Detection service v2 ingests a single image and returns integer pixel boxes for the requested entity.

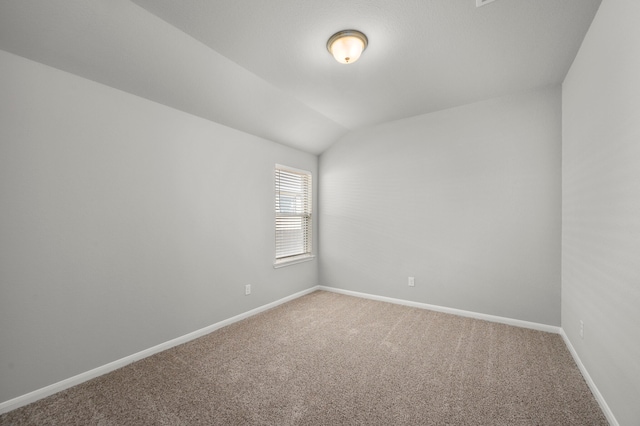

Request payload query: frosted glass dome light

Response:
[327,30,368,64]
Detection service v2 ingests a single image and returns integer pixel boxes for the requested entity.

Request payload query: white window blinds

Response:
[275,165,312,262]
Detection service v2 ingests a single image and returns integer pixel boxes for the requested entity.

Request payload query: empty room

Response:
[0,0,638,425]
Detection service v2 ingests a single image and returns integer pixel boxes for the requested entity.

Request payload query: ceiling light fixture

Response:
[326,30,368,64]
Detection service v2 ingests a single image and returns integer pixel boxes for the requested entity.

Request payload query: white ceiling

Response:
[0,0,601,154]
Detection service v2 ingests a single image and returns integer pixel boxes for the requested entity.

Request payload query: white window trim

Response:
[274,164,313,268]
[273,253,315,269]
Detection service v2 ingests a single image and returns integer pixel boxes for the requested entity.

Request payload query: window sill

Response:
[273,255,315,269]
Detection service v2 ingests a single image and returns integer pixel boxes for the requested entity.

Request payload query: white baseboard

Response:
[3,285,617,426]
[559,329,619,426]
[318,286,561,334]
[0,285,320,415]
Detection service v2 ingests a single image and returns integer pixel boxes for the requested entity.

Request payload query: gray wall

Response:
[562,1,640,424]
[319,86,562,326]
[0,50,317,404]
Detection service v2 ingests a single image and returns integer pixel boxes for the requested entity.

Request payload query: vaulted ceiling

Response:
[0,0,601,154]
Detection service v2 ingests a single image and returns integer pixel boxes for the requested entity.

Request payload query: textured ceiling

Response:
[0,0,602,154]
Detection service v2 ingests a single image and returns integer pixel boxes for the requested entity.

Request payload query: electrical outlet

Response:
[245,285,251,295]
[408,277,415,287]
[579,320,584,339]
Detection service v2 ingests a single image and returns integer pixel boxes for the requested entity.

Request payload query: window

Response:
[274,164,313,267]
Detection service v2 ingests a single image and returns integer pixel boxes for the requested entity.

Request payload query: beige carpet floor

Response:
[1,290,608,425]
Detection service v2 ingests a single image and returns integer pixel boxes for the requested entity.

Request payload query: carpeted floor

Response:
[0,290,608,425]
